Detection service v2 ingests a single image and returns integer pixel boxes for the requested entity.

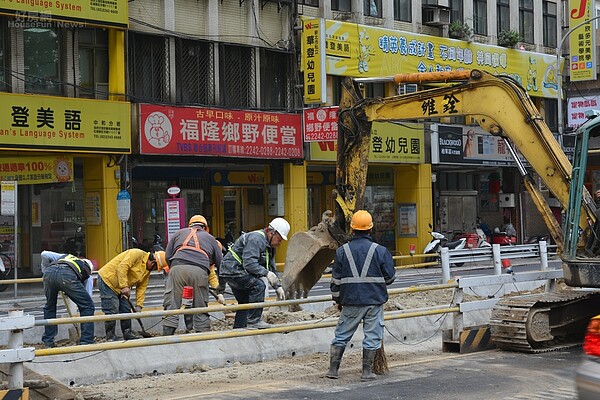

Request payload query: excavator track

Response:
[489,290,600,353]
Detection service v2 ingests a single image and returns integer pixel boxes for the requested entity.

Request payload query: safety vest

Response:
[57,254,91,283]
[175,227,210,259]
[228,230,269,269]
[339,242,385,284]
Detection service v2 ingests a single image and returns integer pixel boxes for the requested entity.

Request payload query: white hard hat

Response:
[269,217,290,240]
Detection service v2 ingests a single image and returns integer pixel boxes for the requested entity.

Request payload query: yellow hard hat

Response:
[189,215,208,228]
[154,250,169,271]
[350,210,373,231]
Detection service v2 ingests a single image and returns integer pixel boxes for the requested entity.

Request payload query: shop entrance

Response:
[222,187,266,244]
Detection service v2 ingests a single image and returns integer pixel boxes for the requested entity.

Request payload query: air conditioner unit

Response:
[397,84,418,95]
[499,193,515,208]
[423,7,450,26]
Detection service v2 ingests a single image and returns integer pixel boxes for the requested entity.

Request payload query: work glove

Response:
[217,293,225,305]
[275,286,285,301]
[120,286,131,298]
[134,305,142,313]
[266,271,280,287]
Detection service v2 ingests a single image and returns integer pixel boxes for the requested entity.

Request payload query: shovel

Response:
[126,298,153,338]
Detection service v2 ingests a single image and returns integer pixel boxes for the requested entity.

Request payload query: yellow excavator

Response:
[282,69,600,352]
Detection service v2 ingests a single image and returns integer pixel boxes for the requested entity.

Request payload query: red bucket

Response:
[501,259,512,268]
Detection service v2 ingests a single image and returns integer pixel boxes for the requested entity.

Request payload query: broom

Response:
[373,341,389,375]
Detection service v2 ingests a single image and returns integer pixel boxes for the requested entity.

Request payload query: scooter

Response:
[423,230,467,266]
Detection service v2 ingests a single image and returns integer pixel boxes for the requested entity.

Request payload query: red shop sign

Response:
[139,104,303,159]
[303,106,339,142]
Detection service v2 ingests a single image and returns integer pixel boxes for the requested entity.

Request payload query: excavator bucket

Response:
[282,219,339,299]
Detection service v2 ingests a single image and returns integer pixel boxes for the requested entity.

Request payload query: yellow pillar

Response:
[279,162,308,267]
[83,157,121,266]
[394,164,433,254]
[211,186,225,239]
[108,29,126,101]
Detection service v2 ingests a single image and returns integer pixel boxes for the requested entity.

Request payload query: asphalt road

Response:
[235,347,581,400]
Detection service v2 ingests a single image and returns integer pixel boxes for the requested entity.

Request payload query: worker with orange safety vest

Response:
[162,215,223,335]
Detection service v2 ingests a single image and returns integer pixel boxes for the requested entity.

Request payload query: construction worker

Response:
[326,210,396,381]
[41,250,94,298]
[42,254,95,348]
[219,217,288,330]
[162,215,223,335]
[98,249,168,341]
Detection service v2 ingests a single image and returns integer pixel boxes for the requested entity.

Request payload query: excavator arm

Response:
[282,69,596,300]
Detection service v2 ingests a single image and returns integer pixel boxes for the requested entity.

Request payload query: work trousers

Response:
[163,264,210,332]
[221,275,266,328]
[331,304,384,350]
[97,275,131,333]
[42,265,95,346]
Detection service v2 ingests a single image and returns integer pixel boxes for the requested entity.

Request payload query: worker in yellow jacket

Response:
[98,248,168,340]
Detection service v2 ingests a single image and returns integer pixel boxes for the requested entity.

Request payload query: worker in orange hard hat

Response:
[162,215,223,335]
[98,248,168,341]
[326,210,396,381]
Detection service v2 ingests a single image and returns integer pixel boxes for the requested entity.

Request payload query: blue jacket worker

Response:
[326,210,396,381]
[42,253,95,348]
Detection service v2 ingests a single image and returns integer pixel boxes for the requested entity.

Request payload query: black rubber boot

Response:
[325,345,345,379]
[104,321,117,341]
[120,319,141,340]
[361,349,377,381]
[163,326,176,336]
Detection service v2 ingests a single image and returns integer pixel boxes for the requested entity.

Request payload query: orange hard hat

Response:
[189,215,208,228]
[350,210,373,231]
[153,250,169,271]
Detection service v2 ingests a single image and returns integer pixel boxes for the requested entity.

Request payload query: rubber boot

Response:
[163,326,176,336]
[121,319,141,340]
[361,349,377,381]
[104,321,117,341]
[325,345,345,379]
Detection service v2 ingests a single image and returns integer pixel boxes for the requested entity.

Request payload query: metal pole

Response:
[13,180,18,299]
[492,244,502,275]
[8,309,24,389]
[440,246,450,283]
[556,14,600,140]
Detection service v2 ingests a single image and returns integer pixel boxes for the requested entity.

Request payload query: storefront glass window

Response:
[363,186,395,252]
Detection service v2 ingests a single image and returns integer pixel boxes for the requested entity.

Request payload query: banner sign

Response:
[303,106,338,141]
[431,124,515,166]
[0,92,130,153]
[301,18,327,104]
[569,0,596,82]
[318,20,559,98]
[567,95,600,129]
[0,0,128,29]
[309,122,424,163]
[140,104,303,159]
[0,155,73,184]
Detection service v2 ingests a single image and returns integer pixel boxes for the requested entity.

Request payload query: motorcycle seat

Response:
[446,239,465,250]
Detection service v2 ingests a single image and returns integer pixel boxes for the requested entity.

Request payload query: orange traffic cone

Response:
[501,258,513,273]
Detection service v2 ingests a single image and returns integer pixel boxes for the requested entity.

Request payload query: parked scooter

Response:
[423,229,467,266]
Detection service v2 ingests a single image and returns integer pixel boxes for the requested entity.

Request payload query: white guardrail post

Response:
[492,244,502,275]
[538,241,554,292]
[0,309,35,389]
[440,247,451,283]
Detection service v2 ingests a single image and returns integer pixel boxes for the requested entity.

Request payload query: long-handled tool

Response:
[126,298,153,338]
[61,292,80,341]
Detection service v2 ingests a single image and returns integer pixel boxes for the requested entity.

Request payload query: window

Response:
[364,0,381,17]
[128,33,170,102]
[298,0,318,6]
[24,28,61,95]
[393,0,411,22]
[497,0,510,33]
[78,29,108,100]
[0,19,7,93]
[260,49,290,110]
[450,0,463,23]
[543,98,558,131]
[365,83,384,98]
[473,0,487,35]
[175,39,214,105]
[219,44,256,108]
[519,0,534,43]
[543,1,557,48]
[332,0,351,12]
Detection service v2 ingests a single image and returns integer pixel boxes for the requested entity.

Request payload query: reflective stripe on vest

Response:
[336,242,385,284]
[57,254,83,274]
[175,227,209,259]
[228,230,268,268]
